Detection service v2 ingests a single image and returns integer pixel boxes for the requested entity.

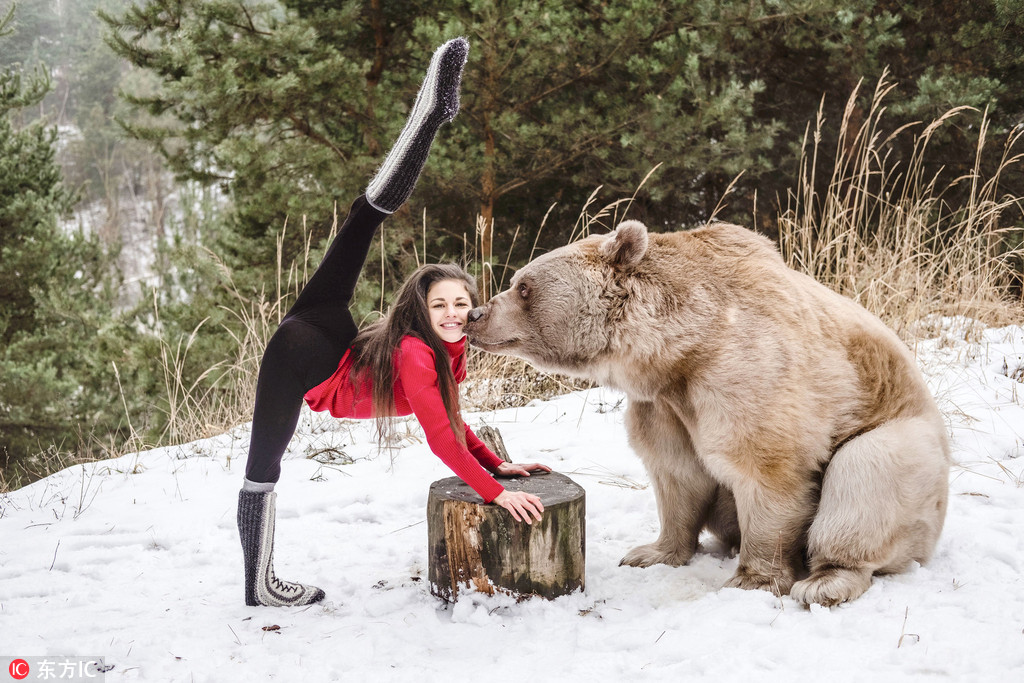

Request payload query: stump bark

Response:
[427,471,585,602]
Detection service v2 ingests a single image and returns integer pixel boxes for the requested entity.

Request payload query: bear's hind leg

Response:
[791,415,950,606]
[620,401,718,568]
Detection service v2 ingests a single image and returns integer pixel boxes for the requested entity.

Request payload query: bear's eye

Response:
[518,282,529,300]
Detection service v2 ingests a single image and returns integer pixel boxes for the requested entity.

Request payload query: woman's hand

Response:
[492,461,551,523]
[493,490,545,525]
[494,461,552,478]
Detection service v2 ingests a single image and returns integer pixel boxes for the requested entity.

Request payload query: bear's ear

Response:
[600,220,649,269]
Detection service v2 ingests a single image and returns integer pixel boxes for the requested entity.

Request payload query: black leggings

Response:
[244,196,387,483]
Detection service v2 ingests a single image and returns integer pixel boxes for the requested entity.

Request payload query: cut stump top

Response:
[428,471,585,506]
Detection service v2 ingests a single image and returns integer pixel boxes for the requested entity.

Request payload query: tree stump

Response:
[427,471,585,602]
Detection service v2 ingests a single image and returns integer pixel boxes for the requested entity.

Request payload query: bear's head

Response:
[466,220,650,378]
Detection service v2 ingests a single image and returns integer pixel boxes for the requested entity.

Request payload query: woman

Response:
[237,38,549,608]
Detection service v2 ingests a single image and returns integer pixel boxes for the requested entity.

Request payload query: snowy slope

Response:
[1,323,1022,682]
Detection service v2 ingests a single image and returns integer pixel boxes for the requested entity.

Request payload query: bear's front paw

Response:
[790,567,872,607]
[725,567,794,596]
[619,542,693,568]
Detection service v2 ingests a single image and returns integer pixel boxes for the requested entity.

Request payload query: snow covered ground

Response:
[2,322,1022,682]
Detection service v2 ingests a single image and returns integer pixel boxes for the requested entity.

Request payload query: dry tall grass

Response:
[6,79,1022,492]
[155,211,342,448]
[778,74,1024,339]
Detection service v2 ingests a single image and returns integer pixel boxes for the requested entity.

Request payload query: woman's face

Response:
[426,279,473,343]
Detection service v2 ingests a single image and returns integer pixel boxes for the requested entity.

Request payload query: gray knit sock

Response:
[237,489,325,607]
[242,478,275,493]
[365,37,469,214]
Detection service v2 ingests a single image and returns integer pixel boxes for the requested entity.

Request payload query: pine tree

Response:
[0,6,74,344]
[99,0,1024,293]
[100,1,417,263]
[0,5,121,483]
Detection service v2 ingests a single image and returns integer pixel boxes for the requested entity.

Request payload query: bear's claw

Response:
[724,568,794,596]
[790,567,872,606]
[619,542,693,568]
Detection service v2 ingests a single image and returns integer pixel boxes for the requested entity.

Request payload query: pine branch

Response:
[512,41,626,113]
[493,117,640,199]
[285,114,348,162]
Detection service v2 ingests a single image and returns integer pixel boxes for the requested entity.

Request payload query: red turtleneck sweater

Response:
[303,336,505,502]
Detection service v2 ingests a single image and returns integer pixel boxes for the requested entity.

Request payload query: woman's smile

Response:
[427,279,473,343]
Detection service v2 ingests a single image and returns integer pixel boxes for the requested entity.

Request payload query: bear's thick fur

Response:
[466,219,950,606]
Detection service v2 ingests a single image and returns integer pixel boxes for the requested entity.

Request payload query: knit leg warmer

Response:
[365,37,469,214]
[237,489,326,607]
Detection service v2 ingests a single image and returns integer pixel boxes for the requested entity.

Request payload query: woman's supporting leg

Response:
[237,37,470,607]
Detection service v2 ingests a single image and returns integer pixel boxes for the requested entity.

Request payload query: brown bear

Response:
[465,219,950,606]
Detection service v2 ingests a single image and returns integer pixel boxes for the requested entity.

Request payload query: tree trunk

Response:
[478,41,499,302]
[427,472,586,602]
[363,0,385,157]
[479,113,496,302]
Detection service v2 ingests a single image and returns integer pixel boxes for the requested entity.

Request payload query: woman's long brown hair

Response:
[348,264,479,447]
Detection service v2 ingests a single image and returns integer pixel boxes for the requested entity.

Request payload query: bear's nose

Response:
[467,307,485,323]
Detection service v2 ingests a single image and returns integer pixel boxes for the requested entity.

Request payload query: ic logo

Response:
[8,659,29,680]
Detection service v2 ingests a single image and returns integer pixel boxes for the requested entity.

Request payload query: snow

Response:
[2,322,1023,682]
